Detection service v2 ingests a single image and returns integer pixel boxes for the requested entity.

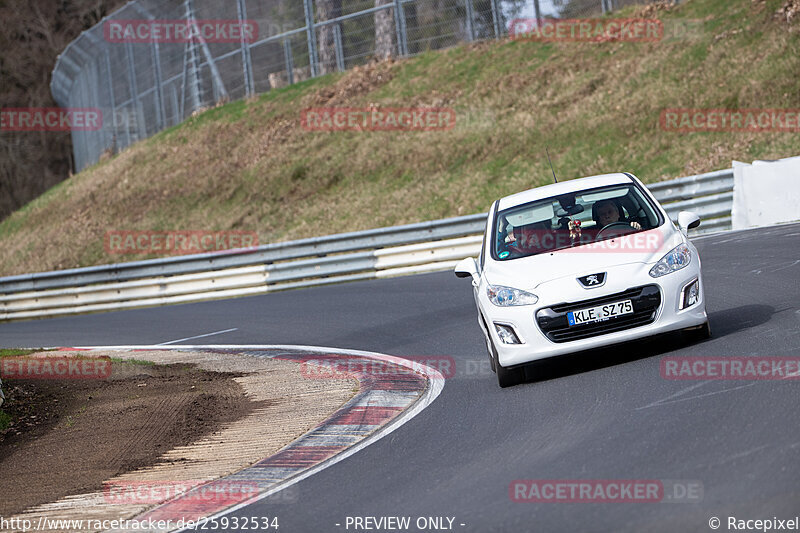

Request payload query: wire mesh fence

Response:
[50,0,673,172]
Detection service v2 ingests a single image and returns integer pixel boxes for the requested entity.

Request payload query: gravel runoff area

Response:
[0,349,358,532]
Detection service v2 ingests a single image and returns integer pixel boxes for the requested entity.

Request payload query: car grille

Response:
[536,285,661,343]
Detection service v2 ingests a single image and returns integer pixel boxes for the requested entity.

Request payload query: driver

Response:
[592,199,642,230]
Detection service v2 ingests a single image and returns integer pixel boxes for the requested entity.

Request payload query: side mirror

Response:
[454,257,479,283]
[677,211,701,233]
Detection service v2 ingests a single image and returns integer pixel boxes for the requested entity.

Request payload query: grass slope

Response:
[1,0,798,276]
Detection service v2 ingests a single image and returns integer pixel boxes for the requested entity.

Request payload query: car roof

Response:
[497,173,635,211]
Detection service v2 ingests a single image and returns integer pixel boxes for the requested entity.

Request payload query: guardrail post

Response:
[303,0,319,77]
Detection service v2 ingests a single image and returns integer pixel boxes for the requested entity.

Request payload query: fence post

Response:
[150,39,165,131]
[464,0,475,41]
[103,49,118,151]
[170,85,179,127]
[489,0,501,39]
[334,24,345,72]
[184,0,228,104]
[534,0,542,25]
[237,0,255,97]
[303,0,319,77]
[393,0,408,56]
[184,1,202,113]
[131,4,165,130]
[284,40,295,85]
[124,41,144,141]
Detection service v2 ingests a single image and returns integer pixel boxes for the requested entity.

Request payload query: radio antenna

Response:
[546,147,558,183]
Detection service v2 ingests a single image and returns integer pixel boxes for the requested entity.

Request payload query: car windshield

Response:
[492,182,663,261]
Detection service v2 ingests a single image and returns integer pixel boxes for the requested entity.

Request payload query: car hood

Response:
[484,227,684,291]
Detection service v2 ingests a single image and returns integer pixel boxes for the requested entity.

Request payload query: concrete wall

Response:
[732,156,800,230]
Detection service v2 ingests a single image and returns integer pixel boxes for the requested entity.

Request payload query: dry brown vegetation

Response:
[0,0,798,276]
[0,0,127,222]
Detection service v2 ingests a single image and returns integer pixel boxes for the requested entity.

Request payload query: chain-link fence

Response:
[51,0,669,172]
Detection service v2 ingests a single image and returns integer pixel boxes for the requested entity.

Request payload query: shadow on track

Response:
[707,304,776,338]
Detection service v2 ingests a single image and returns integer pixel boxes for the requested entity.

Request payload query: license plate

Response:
[567,299,634,326]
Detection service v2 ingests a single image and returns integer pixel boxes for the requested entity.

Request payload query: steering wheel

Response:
[597,221,636,237]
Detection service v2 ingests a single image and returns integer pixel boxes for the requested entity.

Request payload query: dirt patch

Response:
[306,58,397,107]
[775,0,800,25]
[633,0,678,18]
[0,359,256,517]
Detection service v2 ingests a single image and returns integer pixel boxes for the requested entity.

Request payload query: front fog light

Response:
[680,279,700,309]
[494,323,522,345]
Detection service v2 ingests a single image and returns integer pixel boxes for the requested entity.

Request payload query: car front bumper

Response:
[481,262,708,369]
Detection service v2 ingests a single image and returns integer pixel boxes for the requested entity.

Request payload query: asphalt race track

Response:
[2,223,799,533]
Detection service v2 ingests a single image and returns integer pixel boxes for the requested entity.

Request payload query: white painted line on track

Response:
[69,344,444,533]
[155,328,238,345]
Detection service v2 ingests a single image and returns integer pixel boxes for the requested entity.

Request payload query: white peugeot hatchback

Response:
[455,173,710,387]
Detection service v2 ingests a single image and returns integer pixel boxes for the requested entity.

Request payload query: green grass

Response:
[0,410,10,431]
[0,349,37,358]
[110,358,156,366]
[0,0,798,276]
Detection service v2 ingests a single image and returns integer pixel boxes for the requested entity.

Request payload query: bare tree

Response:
[0,0,125,223]
[374,0,397,60]
[316,0,342,74]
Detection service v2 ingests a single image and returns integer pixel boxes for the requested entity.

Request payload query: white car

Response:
[455,173,710,387]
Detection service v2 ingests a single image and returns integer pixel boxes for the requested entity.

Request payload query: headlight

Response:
[486,284,539,306]
[649,243,691,278]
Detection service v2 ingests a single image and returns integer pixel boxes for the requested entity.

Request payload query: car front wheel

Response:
[489,339,525,388]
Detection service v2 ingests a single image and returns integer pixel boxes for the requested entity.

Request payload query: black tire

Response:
[489,339,525,388]
[480,316,496,373]
[698,321,712,339]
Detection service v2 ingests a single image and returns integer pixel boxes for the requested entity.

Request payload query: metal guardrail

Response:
[0,169,733,321]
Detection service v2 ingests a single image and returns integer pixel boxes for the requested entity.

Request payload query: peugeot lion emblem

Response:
[578,272,606,288]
